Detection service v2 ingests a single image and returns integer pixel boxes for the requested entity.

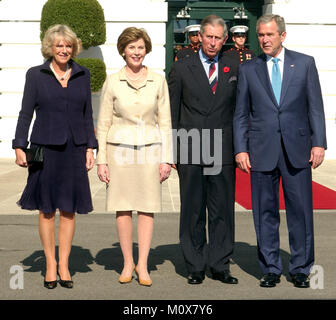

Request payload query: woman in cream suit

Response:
[96,27,172,286]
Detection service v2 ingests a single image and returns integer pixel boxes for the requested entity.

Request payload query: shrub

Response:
[75,58,106,92]
[40,0,106,49]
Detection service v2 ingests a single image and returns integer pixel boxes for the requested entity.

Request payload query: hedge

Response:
[40,0,106,49]
[75,58,106,92]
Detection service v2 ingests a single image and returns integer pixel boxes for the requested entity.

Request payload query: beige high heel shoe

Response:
[135,266,152,287]
[119,265,135,284]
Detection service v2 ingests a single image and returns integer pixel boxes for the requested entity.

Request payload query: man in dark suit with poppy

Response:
[168,15,239,285]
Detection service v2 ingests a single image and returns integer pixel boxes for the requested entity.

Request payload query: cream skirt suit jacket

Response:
[96,67,173,212]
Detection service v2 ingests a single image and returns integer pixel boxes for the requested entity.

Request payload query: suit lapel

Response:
[255,54,278,108]
[280,49,295,106]
[215,57,231,96]
[207,57,232,113]
[188,54,215,99]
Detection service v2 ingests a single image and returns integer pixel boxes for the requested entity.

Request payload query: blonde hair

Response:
[117,27,152,59]
[41,24,82,59]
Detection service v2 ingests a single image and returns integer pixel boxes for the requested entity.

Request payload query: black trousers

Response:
[177,164,235,273]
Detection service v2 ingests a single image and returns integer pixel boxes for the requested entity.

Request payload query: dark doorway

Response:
[166,1,263,76]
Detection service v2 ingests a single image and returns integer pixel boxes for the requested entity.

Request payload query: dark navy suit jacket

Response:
[233,48,327,171]
[12,59,98,149]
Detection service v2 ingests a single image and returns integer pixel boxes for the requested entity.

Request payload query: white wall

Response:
[264,0,336,159]
[1,0,335,159]
[0,0,167,158]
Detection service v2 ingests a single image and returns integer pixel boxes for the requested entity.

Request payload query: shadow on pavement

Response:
[233,241,291,280]
[20,246,95,277]
[95,242,188,277]
[19,241,291,281]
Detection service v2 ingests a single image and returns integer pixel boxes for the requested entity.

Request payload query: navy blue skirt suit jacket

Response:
[13,59,97,149]
[12,59,98,214]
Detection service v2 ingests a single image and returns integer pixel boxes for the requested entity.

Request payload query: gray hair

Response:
[256,14,286,34]
[200,15,228,38]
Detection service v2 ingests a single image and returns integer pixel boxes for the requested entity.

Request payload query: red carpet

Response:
[235,168,336,210]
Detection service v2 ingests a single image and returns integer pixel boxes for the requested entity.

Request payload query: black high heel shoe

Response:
[57,271,74,289]
[44,279,57,289]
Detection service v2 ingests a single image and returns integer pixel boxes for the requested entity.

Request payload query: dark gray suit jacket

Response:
[168,52,239,166]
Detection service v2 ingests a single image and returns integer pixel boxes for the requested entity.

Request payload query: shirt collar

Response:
[266,46,285,62]
[199,48,219,64]
[39,58,84,76]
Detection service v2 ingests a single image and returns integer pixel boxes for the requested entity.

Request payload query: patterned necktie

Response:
[271,57,281,104]
[208,60,217,94]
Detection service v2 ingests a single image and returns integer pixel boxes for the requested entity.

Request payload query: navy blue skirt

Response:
[18,131,93,214]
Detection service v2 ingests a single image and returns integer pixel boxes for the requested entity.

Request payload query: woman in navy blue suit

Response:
[12,25,97,289]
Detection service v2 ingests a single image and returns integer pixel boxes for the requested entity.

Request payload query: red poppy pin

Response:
[223,66,230,73]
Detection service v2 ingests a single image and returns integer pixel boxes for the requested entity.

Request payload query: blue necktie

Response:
[271,58,281,104]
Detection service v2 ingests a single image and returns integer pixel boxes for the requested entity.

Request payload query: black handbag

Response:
[24,147,44,164]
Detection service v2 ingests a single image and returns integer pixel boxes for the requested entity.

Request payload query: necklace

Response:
[50,62,70,81]
[125,66,144,81]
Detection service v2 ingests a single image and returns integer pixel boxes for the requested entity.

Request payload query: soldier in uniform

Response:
[175,24,201,61]
[223,25,256,64]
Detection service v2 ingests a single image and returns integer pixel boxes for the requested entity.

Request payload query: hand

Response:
[160,163,171,183]
[97,164,110,183]
[15,148,28,168]
[171,164,177,170]
[235,152,251,173]
[309,147,325,169]
[86,149,95,171]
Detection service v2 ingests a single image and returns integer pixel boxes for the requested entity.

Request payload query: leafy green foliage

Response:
[75,58,106,92]
[40,0,106,49]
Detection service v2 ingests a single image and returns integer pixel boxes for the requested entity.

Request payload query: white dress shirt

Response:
[199,49,219,80]
[266,47,285,82]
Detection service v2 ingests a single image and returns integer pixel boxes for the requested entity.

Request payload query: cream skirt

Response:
[106,143,162,212]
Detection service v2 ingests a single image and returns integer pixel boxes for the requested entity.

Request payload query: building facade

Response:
[0,0,335,158]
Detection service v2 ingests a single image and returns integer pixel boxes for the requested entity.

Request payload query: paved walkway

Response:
[0,159,335,302]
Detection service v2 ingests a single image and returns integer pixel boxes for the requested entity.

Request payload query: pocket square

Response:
[228,76,237,83]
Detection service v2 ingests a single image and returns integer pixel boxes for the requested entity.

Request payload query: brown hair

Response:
[256,14,286,34]
[41,24,82,59]
[117,27,152,59]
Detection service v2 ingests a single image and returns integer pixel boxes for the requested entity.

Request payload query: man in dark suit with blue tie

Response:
[234,14,327,288]
[168,15,239,285]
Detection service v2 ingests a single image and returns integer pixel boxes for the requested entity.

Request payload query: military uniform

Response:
[175,43,201,61]
[174,24,201,61]
[223,46,256,64]
[224,25,256,64]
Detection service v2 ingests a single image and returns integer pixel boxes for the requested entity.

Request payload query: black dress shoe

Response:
[44,279,57,289]
[187,271,205,285]
[57,271,74,289]
[260,273,281,288]
[290,273,310,288]
[211,269,238,284]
